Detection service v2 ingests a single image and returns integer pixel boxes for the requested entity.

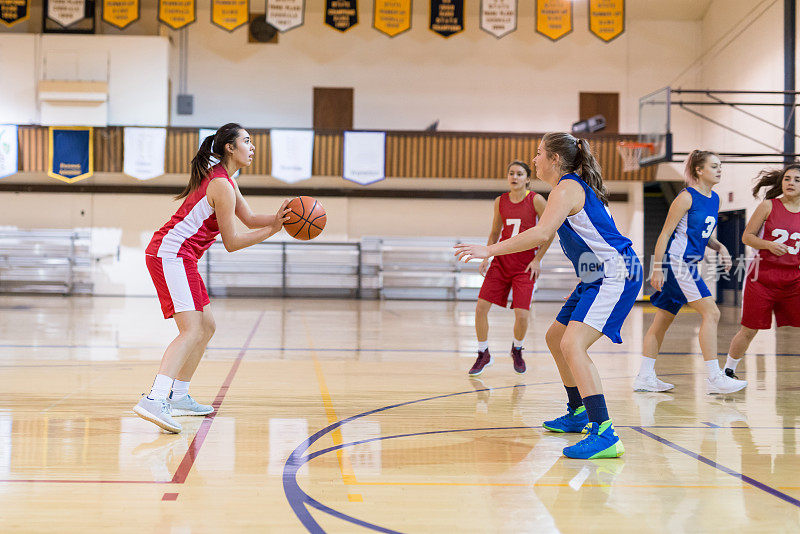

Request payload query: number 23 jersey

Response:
[666,187,719,264]
[758,198,800,269]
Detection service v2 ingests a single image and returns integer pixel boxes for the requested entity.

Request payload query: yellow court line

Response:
[344,481,770,490]
[305,315,360,500]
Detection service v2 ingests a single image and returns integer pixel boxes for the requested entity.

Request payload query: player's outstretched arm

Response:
[455,179,580,262]
[208,178,290,252]
[230,178,281,229]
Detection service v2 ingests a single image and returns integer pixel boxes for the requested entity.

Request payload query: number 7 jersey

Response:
[758,198,800,268]
[494,191,539,273]
[666,187,720,263]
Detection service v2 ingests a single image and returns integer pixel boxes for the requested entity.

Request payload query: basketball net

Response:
[617,142,654,172]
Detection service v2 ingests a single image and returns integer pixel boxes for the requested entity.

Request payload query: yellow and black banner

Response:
[373,0,411,37]
[430,0,463,38]
[325,0,357,32]
[158,0,195,29]
[102,0,139,29]
[211,0,248,31]
[588,0,624,42]
[536,0,571,41]
[48,127,93,184]
[0,0,28,26]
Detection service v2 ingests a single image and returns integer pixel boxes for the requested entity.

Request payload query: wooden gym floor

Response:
[0,295,798,532]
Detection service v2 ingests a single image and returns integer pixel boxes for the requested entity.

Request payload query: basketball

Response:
[284,196,326,240]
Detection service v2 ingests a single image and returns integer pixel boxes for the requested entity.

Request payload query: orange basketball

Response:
[284,196,326,240]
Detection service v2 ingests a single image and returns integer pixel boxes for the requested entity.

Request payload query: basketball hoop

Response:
[617,141,655,172]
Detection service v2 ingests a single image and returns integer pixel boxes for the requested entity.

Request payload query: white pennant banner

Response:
[267,0,305,32]
[0,125,18,179]
[270,129,314,183]
[480,0,517,38]
[343,131,385,185]
[123,127,166,180]
[48,0,86,27]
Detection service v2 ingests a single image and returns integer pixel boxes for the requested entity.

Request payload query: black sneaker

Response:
[468,349,493,376]
[724,368,740,380]
[511,345,526,374]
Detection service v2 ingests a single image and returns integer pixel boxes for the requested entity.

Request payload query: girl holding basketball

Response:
[456,133,641,459]
[723,164,800,376]
[134,123,290,433]
[634,150,745,395]
[468,161,552,377]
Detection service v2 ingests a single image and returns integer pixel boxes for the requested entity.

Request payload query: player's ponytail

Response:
[541,132,609,205]
[178,123,244,200]
[683,149,716,186]
[752,163,800,199]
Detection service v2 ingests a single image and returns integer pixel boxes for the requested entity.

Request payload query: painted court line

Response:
[630,426,800,508]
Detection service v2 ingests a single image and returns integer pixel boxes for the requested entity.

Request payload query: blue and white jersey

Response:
[666,187,720,263]
[556,174,635,282]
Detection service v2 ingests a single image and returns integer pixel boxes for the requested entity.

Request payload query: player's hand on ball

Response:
[479,259,490,276]
[767,241,789,256]
[650,269,665,292]
[454,244,489,262]
[270,199,292,237]
[525,259,541,281]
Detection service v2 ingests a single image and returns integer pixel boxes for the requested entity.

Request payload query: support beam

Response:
[785,0,796,165]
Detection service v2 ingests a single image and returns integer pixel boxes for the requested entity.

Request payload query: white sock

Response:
[170,379,190,401]
[725,356,741,371]
[639,356,657,376]
[478,340,489,352]
[705,359,721,378]
[149,374,174,400]
[513,338,524,349]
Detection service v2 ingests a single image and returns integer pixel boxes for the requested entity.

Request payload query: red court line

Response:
[0,479,172,484]
[170,311,265,484]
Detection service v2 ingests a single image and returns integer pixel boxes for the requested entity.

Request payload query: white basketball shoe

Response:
[706,372,747,395]
[633,373,675,392]
[133,396,182,433]
[168,395,214,416]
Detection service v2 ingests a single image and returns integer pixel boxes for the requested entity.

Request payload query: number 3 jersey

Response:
[494,191,539,273]
[666,187,720,264]
[758,198,800,269]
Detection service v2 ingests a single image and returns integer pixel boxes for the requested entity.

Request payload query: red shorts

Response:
[740,267,800,329]
[478,262,535,310]
[146,254,210,319]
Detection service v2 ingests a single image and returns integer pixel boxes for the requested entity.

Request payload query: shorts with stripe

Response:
[478,262,535,310]
[146,254,210,319]
[650,254,711,315]
[556,254,642,344]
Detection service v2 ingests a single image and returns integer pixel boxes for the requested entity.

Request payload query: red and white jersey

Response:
[146,164,234,261]
[757,198,800,269]
[493,191,539,273]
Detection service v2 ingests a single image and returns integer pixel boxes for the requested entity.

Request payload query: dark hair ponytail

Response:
[752,163,800,199]
[541,132,609,205]
[177,122,244,200]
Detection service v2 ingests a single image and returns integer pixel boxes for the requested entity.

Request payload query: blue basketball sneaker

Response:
[542,405,589,433]
[562,420,625,459]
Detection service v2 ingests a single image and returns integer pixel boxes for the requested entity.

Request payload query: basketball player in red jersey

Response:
[724,164,800,378]
[469,161,552,376]
[134,123,290,433]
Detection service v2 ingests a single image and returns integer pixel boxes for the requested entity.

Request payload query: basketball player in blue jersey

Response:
[456,132,642,459]
[635,150,746,394]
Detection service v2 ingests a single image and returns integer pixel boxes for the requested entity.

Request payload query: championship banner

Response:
[535,0,571,41]
[211,0,248,32]
[123,127,166,181]
[429,0,463,38]
[325,0,357,32]
[158,0,195,29]
[589,0,624,42]
[48,127,93,184]
[266,0,304,32]
[0,125,18,179]
[48,0,87,27]
[480,0,515,39]
[269,129,314,183]
[373,0,411,37]
[102,0,139,29]
[343,131,385,185]
[0,0,29,27]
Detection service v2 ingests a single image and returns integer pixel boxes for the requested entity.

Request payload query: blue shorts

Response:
[650,255,711,315]
[556,255,643,344]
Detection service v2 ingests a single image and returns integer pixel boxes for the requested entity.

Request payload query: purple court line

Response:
[630,426,800,508]
[170,311,265,484]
